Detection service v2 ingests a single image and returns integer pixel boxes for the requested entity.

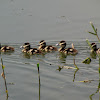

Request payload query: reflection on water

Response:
[58,52,67,63]
[90,51,97,59]
[0,51,14,56]
[21,52,46,59]
[22,53,31,59]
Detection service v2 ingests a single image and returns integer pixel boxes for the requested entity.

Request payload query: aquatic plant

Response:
[37,63,40,84]
[86,39,93,50]
[57,56,79,82]
[73,56,79,82]
[83,22,100,100]
[89,77,100,100]
[57,56,79,71]
[78,80,94,83]
[88,22,100,42]
[37,63,41,100]
[82,22,100,64]
[1,58,9,99]
[82,57,91,64]
[73,56,79,69]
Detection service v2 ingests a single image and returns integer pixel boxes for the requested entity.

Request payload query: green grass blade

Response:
[37,63,39,68]
[90,22,97,34]
[88,31,96,35]
[86,39,93,50]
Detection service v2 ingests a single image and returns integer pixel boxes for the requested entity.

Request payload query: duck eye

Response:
[70,49,73,51]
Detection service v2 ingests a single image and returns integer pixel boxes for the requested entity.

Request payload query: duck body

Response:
[38,40,46,51]
[90,43,98,52]
[27,48,42,55]
[38,40,57,52]
[96,48,100,54]
[57,40,66,52]
[0,46,14,52]
[45,45,57,52]
[64,48,78,55]
[38,45,46,51]
[57,40,78,55]
[21,42,42,55]
[21,42,31,53]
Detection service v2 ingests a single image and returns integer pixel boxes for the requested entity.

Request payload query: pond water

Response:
[0,41,100,100]
[0,0,100,43]
[0,0,100,100]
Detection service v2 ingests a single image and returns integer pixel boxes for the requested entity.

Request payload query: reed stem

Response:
[73,56,79,82]
[37,63,40,100]
[1,58,8,98]
[73,56,79,69]
[90,22,100,43]
[96,34,100,43]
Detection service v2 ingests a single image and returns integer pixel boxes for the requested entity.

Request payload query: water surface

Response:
[0,0,100,42]
[0,41,100,100]
[0,0,100,100]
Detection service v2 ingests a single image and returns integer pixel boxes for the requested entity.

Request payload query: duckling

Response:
[38,40,46,51]
[38,40,57,52]
[90,43,100,54]
[0,44,14,52]
[20,42,42,55]
[96,48,100,54]
[56,40,66,52]
[64,43,78,55]
[57,40,78,55]
[90,43,98,52]
[45,45,57,52]
[20,42,31,53]
[27,48,42,55]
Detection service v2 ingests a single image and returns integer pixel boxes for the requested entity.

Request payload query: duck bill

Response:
[56,43,59,46]
[20,46,23,49]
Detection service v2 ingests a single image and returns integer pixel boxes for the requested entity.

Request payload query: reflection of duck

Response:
[20,42,42,55]
[0,44,14,52]
[57,40,78,55]
[38,40,57,52]
[58,52,67,63]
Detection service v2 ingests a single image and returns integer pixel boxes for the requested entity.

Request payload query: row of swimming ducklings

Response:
[20,40,78,55]
[0,40,99,55]
[0,40,77,55]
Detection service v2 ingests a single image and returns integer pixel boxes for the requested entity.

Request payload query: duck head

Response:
[38,40,46,50]
[91,43,97,52]
[20,42,31,51]
[57,40,66,51]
